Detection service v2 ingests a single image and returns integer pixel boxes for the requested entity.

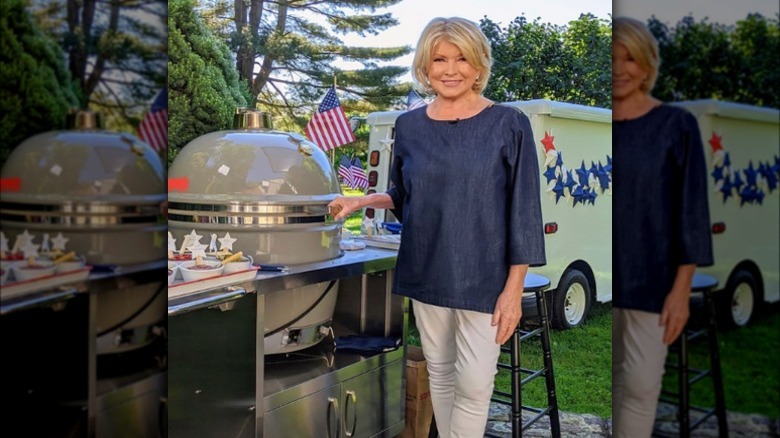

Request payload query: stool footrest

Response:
[519,328,543,341]
[689,408,717,430]
[521,367,547,386]
[522,406,552,430]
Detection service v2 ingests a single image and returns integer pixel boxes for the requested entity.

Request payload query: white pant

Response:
[412,300,502,438]
[612,307,669,438]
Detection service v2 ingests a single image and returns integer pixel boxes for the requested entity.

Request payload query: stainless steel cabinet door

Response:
[341,362,403,438]
[264,384,342,438]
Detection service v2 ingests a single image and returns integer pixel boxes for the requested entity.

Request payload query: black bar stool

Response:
[428,273,560,438]
[658,272,729,438]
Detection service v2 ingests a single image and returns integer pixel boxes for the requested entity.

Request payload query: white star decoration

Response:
[209,234,218,252]
[186,230,203,246]
[218,233,237,252]
[51,232,69,251]
[378,132,394,153]
[544,150,558,168]
[21,243,40,259]
[167,232,177,252]
[362,217,375,236]
[12,230,35,253]
[41,234,51,253]
[0,232,8,253]
[188,242,207,259]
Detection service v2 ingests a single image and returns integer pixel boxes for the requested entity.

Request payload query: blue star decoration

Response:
[552,179,565,203]
[759,161,778,192]
[563,170,576,193]
[719,176,733,203]
[539,139,611,208]
[576,161,589,186]
[543,166,557,184]
[707,134,776,206]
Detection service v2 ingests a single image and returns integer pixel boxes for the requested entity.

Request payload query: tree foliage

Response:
[481,14,612,108]
[648,13,780,108]
[30,0,167,130]
[169,0,250,164]
[198,0,411,116]
[0,0,80,164]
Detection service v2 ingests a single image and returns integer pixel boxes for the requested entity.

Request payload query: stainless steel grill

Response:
[167,109,344,354]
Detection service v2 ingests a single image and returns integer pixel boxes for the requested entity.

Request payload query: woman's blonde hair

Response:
[412,17,492,95]
[614,17,660,93]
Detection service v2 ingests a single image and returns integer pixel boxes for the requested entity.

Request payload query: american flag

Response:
[406,90,426,111]
[338,155,355,188]
[138,88,168,153]
[351,157,369,189]
[305,86,355,151]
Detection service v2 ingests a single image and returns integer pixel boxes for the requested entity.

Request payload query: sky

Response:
[334,0,612,83]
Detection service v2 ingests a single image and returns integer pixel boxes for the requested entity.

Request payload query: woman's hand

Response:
[328,195,364,221]
[659,287,690,345]
[492,288,523,344]
[659,264,695,345]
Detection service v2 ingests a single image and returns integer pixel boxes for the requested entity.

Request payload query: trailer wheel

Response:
[551,269,592,329]
[719,270,758,328]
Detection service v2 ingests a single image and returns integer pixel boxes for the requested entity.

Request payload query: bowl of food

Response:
[1,253,26,271]
[53,251,86,274]
[168,251,192,265]
[220,252,253,275]
[11,261,57,281]
[179,259,224,282]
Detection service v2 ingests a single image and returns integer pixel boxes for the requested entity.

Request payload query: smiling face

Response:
[426,40,480,101]
[612,42,650,102]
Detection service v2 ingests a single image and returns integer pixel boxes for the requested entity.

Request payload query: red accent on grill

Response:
[544,223,558,234]
[168,177,189,192]
[712,222,726,234]
[0,177,21,192]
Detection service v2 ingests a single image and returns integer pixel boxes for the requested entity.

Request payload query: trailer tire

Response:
[719,270,758,328]
[551,269,592,330]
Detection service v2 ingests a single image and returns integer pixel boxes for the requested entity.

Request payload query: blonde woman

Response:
[329,17,545,438]
[612,17,713,437]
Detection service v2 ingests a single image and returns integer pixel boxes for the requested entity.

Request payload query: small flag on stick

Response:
[305,86,356,151]
[138,88,168,153]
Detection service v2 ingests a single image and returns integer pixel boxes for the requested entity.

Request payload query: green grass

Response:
[663,304,780,418]
[408,302,614,418]
[340,187,365,234]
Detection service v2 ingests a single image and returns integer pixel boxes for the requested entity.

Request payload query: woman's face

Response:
[426,40,480,101]
[612,43,648,101]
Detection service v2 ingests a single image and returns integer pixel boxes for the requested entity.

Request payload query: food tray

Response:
[0,267,92,300]
[355,234,401,250]
[167,266,259,299]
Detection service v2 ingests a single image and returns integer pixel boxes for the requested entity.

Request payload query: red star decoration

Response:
[709,132,723,152]
[541,132,556,152]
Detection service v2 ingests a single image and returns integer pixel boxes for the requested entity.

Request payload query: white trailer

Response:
[361,99,612,329]
[673,100,780,327]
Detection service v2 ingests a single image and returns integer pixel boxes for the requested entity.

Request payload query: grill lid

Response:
[1,109,165,204]
[168,109,340,204]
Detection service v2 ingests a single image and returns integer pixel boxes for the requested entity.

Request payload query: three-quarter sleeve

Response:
[507,110,546,267]
[676,112,714,267]
[386,118,406,222]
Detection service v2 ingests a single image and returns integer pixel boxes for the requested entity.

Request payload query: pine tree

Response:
[198,0,411,119]
[0,0,80,164]
[169,0,250,163]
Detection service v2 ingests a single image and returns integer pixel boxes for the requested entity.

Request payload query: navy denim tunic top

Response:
[613,105,713,313]
[386,104,546,314]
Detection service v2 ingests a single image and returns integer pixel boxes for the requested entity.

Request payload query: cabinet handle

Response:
[344,390,357,437]
[326,397,340,438]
